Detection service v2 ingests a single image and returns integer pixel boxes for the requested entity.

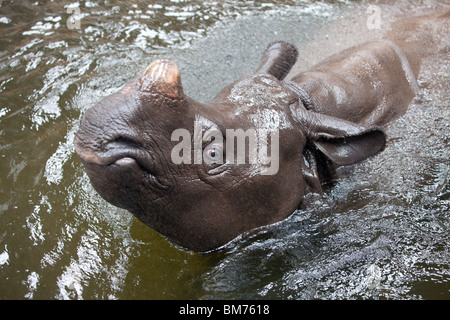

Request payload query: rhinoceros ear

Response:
[255,41,298,80]
[137,59,184,99]
[291,105,386,166]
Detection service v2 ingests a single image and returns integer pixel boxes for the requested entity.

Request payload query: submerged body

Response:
[74,12,449,252]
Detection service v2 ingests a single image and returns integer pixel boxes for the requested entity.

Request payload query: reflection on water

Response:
[0,0,448,299]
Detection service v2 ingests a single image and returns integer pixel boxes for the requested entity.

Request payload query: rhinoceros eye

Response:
[207,148,217,158]
[203,144,224,165]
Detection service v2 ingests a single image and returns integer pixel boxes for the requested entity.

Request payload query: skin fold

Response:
[74,11,449,252]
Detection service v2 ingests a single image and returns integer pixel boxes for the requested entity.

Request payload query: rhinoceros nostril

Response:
[112,136,144,149]
[104,137,164,183]
[107,143,170,192]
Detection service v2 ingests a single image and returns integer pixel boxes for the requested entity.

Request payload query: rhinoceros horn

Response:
[135,58,184,99]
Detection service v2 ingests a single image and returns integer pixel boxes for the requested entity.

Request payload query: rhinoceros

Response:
[74,11,449,252]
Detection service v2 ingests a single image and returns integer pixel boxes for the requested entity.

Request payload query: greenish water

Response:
[0,0,448,299]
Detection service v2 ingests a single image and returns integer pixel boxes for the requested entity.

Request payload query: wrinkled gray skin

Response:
[74,12,448,252]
